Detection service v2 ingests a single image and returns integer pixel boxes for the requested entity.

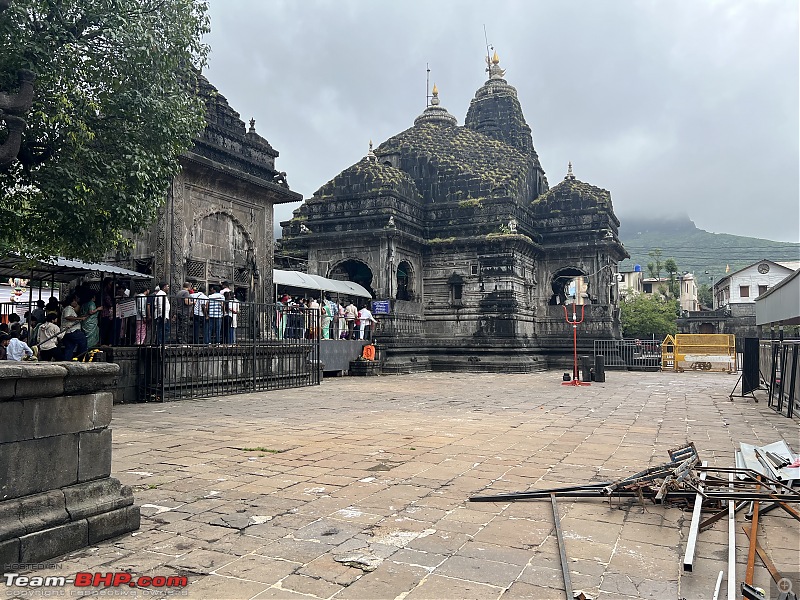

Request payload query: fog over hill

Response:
[616,213,800,285]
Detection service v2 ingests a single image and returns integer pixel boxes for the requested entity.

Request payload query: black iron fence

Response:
[2,298,321,401]
[593,338,662,371]
[135,300,320,401]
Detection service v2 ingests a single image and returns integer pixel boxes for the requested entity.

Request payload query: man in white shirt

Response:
[191,287,209,343]
[2,334,34,361]
[344,302,358,339]
[154,283,171,344]
[358,305,377,341]
[207,285,226,344]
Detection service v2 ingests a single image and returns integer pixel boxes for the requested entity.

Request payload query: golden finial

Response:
[430,83,440,106]
[492,50,500,65]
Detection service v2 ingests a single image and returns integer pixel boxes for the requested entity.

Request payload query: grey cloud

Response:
[205,0,799,242]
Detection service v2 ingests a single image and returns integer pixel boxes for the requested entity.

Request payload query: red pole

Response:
[562,302,590,386]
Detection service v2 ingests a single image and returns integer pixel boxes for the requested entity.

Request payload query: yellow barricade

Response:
[661,334,676,371]
[673,334,736,373]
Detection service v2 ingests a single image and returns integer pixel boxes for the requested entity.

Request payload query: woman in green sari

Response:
[81,292,101,348]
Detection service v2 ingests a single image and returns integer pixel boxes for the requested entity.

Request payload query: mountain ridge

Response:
[617,214,800,284]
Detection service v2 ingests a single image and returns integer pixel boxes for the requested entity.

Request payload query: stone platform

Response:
[4,371,798,599]
[0,363,139,572]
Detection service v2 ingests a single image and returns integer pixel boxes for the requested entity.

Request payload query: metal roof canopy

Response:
[273,269,372,299]
[755,268,800,326]
[0,254,152,283]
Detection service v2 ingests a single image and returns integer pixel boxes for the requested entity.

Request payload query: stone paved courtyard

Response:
[8,371,799,600]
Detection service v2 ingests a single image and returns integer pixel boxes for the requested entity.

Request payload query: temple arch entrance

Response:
[187,211,254,299]
[549,267,588,305]
[330,259,374,298]
[396,260,414,301]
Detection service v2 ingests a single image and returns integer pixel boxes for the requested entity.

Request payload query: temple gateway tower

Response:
[279,53,628,371]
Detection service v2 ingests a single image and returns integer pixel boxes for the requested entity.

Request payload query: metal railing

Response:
[137,300,320,401]
[761,340,800,418]
[593,338,662,371]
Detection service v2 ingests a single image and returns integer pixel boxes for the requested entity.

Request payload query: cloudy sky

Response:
[204,0,799,243]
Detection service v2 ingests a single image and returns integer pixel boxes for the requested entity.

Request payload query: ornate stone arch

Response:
[549,265,588,305]
[329,257,375,298]
[396,258,416,301]
[189,209,256,257]
[186,210,256,290]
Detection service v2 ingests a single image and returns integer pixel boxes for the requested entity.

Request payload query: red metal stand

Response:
[562,303,590,386]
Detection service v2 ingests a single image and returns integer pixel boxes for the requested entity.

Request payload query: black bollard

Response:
[580,355,592,382]
[594,354,606,383]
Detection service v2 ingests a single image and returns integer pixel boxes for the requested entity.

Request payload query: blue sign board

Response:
[372,300,391,315]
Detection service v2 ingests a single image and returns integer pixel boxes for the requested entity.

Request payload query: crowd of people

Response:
[276,294,378,341]
[1,280,380,361]
[0,291,95,361]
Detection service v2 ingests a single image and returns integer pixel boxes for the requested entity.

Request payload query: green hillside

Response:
[617,215,800,285]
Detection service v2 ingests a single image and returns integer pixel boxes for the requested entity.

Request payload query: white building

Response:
[713,260,798,309]
[618,265,698,311]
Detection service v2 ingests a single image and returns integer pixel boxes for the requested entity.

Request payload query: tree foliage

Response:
[697,283,713,309]
[0,0,210,260]
[620,294,678,339]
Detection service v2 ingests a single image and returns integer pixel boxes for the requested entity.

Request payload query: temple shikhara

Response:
[280,52,629,372]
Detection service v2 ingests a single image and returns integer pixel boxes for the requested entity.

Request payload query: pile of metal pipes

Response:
[469,441,800,600]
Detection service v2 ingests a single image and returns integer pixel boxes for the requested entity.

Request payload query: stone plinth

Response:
[0,363,139,574]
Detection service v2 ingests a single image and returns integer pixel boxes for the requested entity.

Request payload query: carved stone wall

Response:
[120,76,301,300]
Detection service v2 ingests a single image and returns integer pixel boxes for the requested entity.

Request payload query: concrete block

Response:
[0,500,24,541]
[0,538,20,575]
[78,429,112,482]
[0,363,25,401]
[63,478,133,521]
[87,505,140,544]
[92,392,113,429]
[31,394,96,439]
[63,362,119,395]
[12,364,67,399]
[0,434,79,501]
[18,519,87,565]
[0,400,32,444]
[18,490,68,536]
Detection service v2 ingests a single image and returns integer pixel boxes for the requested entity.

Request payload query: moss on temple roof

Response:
[375,123,533,195]
[313,158,420,199]
[532,176,611,210]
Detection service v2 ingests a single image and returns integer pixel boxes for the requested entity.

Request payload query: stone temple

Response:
[279,53,629,372]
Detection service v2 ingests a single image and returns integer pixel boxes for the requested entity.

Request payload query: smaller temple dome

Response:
[414,84,457,127]
[313,155,420,200]
[532,166,613,214]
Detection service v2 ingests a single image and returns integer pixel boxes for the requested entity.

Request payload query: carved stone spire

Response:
[485,50,506,80]
[414,84,457,127]
[565,162,575,181]
[367,139,377,161]
[248,118,256,133]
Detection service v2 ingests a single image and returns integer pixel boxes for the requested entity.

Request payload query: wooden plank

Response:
[743,526,783,585]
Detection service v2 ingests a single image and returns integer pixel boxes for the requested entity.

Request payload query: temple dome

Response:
[414,84,457,127]
[313,154,420,200]
[532,163,615,218]
[464,53,534,155]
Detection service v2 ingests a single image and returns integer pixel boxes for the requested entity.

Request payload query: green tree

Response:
[663,257,678,297]
[0,0,210,260]
[620,294,678,339]
[646,248,663,279]
[697,284,713,309]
